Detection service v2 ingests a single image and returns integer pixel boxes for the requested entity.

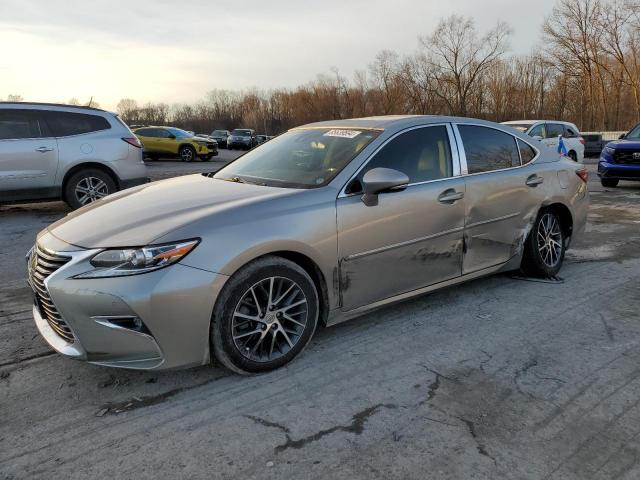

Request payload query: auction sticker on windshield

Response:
[323,129,361,139]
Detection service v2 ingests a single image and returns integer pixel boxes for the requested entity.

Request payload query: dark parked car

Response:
[256,134,268,145]
[211,130,230,148]
[581,133,606,157]
[598,124,640,187]
[227,129,256,150]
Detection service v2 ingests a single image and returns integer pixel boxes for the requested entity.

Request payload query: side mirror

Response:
[619,133,626,139]
[361,167,409,207]
[532,135,543,141]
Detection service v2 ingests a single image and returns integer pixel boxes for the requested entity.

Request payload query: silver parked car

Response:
[28,116,588,374]
[0,102,148,209]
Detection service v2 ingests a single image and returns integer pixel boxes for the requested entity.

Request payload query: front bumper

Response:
[598,160,640,180]
[29,232,229,370]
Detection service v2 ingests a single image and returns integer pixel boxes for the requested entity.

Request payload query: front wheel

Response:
[601,178,619,188]
[521,210,566,278]
[211,256,319,374]
[64,169,117,209]
[179,145,195,162]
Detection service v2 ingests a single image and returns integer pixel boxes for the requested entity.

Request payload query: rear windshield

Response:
[212,130,228,135]
[214,128,380,188]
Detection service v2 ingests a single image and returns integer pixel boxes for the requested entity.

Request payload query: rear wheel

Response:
[179,145,195,162]
[64,169,117,209]
[211,256,319,374]
[601,178,619,188]
[521,209,566,278]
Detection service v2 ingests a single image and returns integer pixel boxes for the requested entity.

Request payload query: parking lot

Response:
[1,158,640,479]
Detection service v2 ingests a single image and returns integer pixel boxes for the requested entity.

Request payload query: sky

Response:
[0,0,557,110]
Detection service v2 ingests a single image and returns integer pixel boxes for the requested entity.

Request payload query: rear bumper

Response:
[597,160,640,180]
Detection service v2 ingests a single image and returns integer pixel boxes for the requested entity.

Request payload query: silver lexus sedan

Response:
[28,116,588,374]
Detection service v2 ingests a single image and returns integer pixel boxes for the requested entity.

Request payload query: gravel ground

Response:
[1,162,640,480]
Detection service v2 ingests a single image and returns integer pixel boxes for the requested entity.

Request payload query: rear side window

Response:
[564,126,578,137]
[518,139,537,164]
[528,124,545,138]
[458,125,520,173]
[362,126,453,184]
[0,110,41,140]
[135,128,155,137]
[545,123,564,138]
[44,111,111,137]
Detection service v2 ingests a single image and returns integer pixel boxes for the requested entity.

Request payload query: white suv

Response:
[0,102,148,209]
[502,120,585,162]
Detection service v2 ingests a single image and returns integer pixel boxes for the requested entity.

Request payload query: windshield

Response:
[214,128,380,188]
[231,129,252,137]
[212,130,228,136]
[505,124,531,132]
[167,127,193,138]
[627,124,640,139]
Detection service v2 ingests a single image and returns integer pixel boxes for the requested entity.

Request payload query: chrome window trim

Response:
[338,123,462,198]
[451,123,541,178]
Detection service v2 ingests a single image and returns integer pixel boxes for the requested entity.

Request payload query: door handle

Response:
[526,174,544,187]
[438,189,464,204]
[35,147,54,153]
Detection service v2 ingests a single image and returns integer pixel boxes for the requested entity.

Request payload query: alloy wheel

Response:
[537,213,562,268]
[232,276,308,362]
[74,176,109,205]
[181,147,194,162]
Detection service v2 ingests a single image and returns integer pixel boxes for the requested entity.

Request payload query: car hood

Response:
[606,139,640,149]
[45,174,295,248]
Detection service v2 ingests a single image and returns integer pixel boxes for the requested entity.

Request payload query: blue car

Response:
[598,123,640,187]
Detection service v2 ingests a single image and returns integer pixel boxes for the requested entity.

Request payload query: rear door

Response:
[542,122,564,151]
[134,128,159,153]
[455,124,545,274]
[0,109,59,198]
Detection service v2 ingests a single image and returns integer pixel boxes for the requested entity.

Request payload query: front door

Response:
[337,124,465,311]
[0,109,59,198]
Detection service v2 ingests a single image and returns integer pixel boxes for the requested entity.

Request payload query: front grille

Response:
[613,150,640,164]
[28,245,74,343]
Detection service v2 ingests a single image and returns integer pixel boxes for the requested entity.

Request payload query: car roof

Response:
[295,115,515,133]
[503,119,578,128]
[0,101,107,113]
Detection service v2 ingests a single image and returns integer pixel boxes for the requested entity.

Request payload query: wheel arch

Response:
[61,162,120,201]
[541,202,574,241]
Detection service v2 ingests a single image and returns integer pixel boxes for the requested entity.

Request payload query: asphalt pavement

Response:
[1,159,640,479]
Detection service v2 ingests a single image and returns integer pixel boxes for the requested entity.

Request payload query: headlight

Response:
[604,146,616,155]
[74,239,199,278]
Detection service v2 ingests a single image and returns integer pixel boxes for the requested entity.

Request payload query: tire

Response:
[64,169,117,210]
[202,155,213,162]
[179,145,196,162]
[521,209,566,278]
[568,151,578,162]
[211,256,319,375]
[601,178,619,188]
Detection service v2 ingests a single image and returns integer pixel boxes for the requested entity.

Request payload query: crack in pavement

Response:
[245,415,291,434]
[273,403,397,453]
[456,416,497,465]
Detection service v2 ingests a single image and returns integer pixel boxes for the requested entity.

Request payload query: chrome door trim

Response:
[338,123,462,198]
[451,123,541,178]
[343,225,465,262]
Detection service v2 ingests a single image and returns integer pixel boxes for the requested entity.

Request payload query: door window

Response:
[528,124,545,138]
[458,125,520,173]
[43,111,111,137]
[135,128,155,137]
[564,125,578,137]
[545,123,564,138]
[0,110,42,140]
[350,126,453,192]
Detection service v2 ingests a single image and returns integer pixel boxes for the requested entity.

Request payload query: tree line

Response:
[5,0,640,134]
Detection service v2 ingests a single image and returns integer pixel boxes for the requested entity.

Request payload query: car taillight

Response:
[579,137,585,145]
[576,167,588,183]
[122,137,142,148]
